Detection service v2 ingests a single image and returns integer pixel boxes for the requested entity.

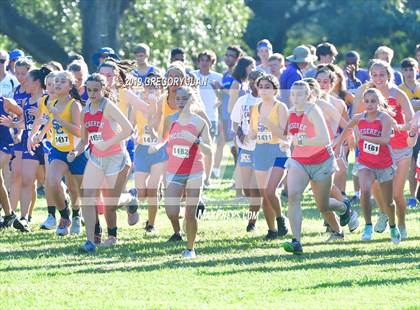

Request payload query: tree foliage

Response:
[245,0,420,65]
[0,0,250,70]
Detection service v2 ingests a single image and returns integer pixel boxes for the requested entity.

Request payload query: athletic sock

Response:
[108,227,117,237]
[72,209,80,218]
[366,223,372,226]
[94,222,102,235]
[390,224,396,229]
[47,206,56,218]
[59,207,70,220]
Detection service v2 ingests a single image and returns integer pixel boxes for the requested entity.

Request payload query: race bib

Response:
[89,132,103,145]
[240,152,251,163]
[141,134,158,146]
[363,141,379,155]
[257,131,272,143]
[172,145,190,159]
[55,133,70,147]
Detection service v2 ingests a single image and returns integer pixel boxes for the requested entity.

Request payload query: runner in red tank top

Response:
[337,87,400,244]
[370,60,412,240]
[304,78,359,237]
[164,86,212,259]
[69,74,134,253]
[283,81,355,255]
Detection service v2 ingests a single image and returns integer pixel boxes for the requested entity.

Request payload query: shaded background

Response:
[0,0,419,70]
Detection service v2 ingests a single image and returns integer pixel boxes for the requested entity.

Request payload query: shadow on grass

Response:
[305,276,420,290]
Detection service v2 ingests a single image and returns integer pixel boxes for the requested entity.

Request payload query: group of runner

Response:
[0,40,418,257]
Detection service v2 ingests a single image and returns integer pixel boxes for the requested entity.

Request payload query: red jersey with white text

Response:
[83,99,122,157]
[357,113,393,169]
[288,111,331,165]
[167,120,203,175]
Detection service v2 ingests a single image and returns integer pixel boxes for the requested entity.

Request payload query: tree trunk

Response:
[79,0,131,71]
[0,1,67,64]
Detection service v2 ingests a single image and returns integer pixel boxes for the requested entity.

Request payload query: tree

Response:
[0,0,251,71]
[245,0,420,64]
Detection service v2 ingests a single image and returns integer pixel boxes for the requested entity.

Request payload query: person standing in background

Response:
[374,46,403,85]
[281,45,316,106]
[213,45,243,179]
[191,50,222,186]
[256,39,273,74]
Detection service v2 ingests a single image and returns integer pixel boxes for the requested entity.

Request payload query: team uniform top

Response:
[132,67,157,84]
[135,108,158,146]
[357,112,393,169]
[46,98,79,152]
[84,99,123,157]
[13,85,30,108]
[167,118,203,175]
[399,83,420,101]
[0,97,14,150]
[387,91,408,149]
[250,101,283,145]
[288,109,331,165]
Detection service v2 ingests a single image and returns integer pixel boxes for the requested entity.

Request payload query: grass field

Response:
[0,158,419,309]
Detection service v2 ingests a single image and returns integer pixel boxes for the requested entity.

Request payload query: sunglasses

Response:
[0,59,6,64]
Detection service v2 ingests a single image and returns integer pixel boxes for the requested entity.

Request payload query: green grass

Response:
[0,157,419,309]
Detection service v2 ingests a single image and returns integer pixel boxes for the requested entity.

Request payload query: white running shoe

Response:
[374,212,388,233]
[40,214,57,230]
[390,227,401,244]
[182,249,196,259]
[348,210,359,232]
[99,236,117,247]
[398,226,408,240]
[361,224,373,241]
[70,216,82,235]
[56,218,71,236]
[325,231,344,242]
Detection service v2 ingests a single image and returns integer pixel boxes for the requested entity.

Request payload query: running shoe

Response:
[56,218,71,236]
[325,231,344,242]
[168,233,183,242]
[94,233,102,245]
[282,240,303,255]
[144,221,156,233]
[350,194,360,205]
[339,199,352,226]
[40,214,57,230]
[99,236,117,247]
[264,229,278,241]
[390,226,401,244]
[196,200,205,219]
[2,213,29,232]
[374,212,388,233]
[182,249,196,259]
[348,209,360,232]
[79,240,96,254]
[406,197,417,209]
[276,215,288,237]
[361,224,373,241]
[246,223,256,232]
[70,216,82,235]
[398,225,407,240]
[127,194,139,226]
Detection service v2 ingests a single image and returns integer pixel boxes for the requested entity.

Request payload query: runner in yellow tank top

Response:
[249,74,290,240]
[133,73,167,232]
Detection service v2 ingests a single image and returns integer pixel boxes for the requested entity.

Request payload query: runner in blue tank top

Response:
[0,96,28,232]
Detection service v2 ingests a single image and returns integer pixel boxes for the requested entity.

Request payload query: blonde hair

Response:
[374,46,394,60]
[369,59,394,84]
